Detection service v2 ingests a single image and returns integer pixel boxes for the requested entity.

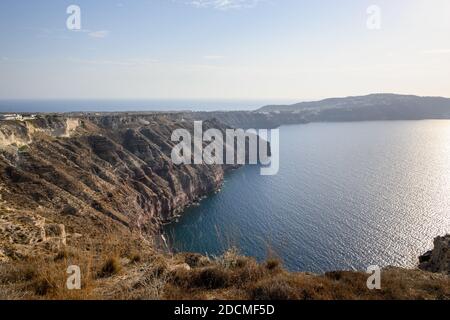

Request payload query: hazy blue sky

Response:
[0,0,449,100]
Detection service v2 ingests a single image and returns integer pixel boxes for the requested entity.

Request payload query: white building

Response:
[0,114,36,121]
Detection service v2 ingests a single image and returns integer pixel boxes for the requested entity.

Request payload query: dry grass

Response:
[1,247,448,300]
[128,253,141,264]
[0,248,97,300]
[248,275,303,300]
[163,250,450,300]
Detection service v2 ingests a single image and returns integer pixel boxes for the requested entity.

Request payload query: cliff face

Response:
[0,115,235,261]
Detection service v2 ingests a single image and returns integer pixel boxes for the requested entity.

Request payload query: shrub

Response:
[169,267,191,288]
[54,250,72,262]
[248,277,300,300]
[265,258,281,271]
[129,253,141,264]
[98,257,122,278]
[149,256,168,277]
[169,266,231,290]
[191,267,230,289]
[231,260,266,286]
[33,278,55,296]
[182,253,209,268]
[61,205,78,216]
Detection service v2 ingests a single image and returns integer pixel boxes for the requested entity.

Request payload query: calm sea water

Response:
[0,99,295,113]
[165,121,450,272]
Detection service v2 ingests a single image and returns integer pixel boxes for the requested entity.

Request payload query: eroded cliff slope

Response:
[0,114,234,261]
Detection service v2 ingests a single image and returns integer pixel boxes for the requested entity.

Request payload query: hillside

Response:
[258,93,450,122]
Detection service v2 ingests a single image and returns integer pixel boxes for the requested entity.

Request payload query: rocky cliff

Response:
[419,235,450,275]
[0,114,238,262]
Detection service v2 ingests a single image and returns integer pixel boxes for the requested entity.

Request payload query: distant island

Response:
[190,94,450,129]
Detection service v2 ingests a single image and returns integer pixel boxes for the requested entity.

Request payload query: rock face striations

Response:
[0,114,236,261]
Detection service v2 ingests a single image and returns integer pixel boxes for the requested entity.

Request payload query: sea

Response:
[165,121,450,272]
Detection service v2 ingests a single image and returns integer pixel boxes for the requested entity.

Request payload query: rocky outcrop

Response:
[0,116,80,149]
[0,209,68,261]
[419,235,450,275]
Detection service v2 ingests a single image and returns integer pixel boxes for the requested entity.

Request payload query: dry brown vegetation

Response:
[1,246,448,300]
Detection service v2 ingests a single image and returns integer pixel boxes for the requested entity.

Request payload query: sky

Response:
[0,0,450,101]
